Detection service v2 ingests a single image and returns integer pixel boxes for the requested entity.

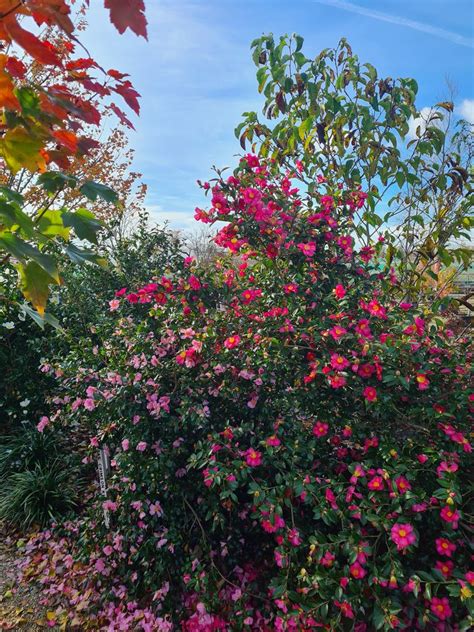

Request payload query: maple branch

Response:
[0,2,23,21]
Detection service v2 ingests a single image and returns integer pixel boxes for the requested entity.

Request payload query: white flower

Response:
[2,321,15,329]
[19,399,30,408]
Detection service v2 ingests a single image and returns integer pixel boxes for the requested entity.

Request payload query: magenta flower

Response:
[430,597,452,621]
[136,441,147,452]
[297,241,316,257]
[435,538,456,557]
[312,421,329,437]
[245,448,262,467]
[349,562,366,579]
[363,386,377,402]
[367,476,384,491]
[224,335,240,349]
[440,506,460,528]
[390,523,417,551]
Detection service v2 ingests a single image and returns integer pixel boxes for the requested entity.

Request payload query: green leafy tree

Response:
[237,35,473,305]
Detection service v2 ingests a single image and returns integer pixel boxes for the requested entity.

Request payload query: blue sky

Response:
[82,0,474,232]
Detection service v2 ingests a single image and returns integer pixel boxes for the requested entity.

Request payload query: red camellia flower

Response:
[224,335,240,349]
[363,386,377,402]
[312,421,329,438]
[416,373,430,390]
[390,523,417,551]
[245,448,262,467]
[430,597,452,621]
[334,601,354,619]
[283,283,298,294]
[333,283,346,299]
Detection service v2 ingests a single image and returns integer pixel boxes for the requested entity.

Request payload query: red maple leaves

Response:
[104,0,148,39]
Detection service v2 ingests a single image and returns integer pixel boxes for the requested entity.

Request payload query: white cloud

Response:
[407,106,446,140]
[456,99,474,124]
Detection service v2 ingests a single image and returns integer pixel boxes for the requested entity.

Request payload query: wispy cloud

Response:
[313,0,474,48]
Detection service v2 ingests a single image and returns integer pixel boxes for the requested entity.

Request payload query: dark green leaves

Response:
[0,231,59,281]
[80,180,119,205]
[63,208,102,244]
[37,171,78,194]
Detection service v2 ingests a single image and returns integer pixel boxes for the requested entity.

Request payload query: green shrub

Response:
[0,460,80,529]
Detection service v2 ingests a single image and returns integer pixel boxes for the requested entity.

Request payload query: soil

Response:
[0,531,49,631]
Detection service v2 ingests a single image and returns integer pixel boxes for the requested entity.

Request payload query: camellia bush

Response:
[27,146,473,631]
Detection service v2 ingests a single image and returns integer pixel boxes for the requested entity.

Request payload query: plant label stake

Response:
[98,446,110,528]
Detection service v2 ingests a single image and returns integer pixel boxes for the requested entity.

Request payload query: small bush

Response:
[0,460,80,529]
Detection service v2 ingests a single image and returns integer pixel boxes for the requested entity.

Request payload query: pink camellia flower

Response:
[363,386,377,402]
[287,529,301,546]
[435,538,456,557]
[394,476,411,494]
[262,514,285,533]
[274,550,287,568]
[95,558,106,574]
[329,325,347,340]
[136,441,147,452]
[241,187,261,204]
[188,274,201,290]
[37,415,49,432]
[390,523,417,551]
[121,439,129,451]
[109,298,120,311]
[245,448,262,467]
[440,506,460,528]
[366,299,386,319]
[367,476,384,491]
[334,600,354,619]
[266,435,281,447]
[350,562,366,579]
[435,560,453,578]
[224,335,240,349]
[417,453,428,464]
[149,501,162,516]
[312,421,329,438]
[297,241,316,257]
[333,284,346,299]
[330,353,350,370]
[436,461,458,478]
[320,551,335,567]
[84,398,95,411]
[430,596,452,621]
[328,374,346,389]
